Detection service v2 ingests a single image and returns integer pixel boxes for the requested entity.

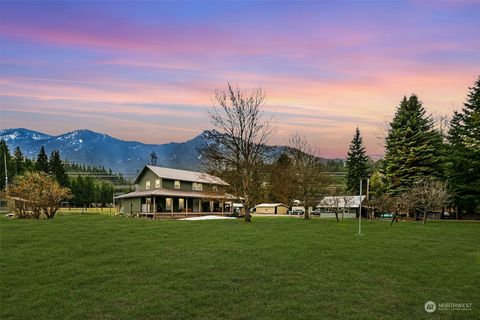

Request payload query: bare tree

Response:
[318,195,343,223]
[407,179,448,224]
[342,195,355,222]
[203,84,275,222]
[287,134,326,219]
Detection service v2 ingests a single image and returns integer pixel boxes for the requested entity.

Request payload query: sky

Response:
[0,1,479,158]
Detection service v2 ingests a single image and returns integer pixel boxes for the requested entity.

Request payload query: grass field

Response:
[1,215,479,320]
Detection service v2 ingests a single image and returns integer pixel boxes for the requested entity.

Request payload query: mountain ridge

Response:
[0,128,347,178]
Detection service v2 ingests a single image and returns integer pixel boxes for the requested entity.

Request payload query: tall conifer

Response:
[36,146,49,173]
[447,76,480,213]
[384,95,443,195]
[345,127,369,194]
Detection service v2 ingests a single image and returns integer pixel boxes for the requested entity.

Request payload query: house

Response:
[316,196,366,218]
[254,203,289,215]
[115,165,236,217]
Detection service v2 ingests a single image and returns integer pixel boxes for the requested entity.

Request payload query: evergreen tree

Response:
[345,127,370,194]
[12,147,25,176]
[36,146,49,173]
[383,95,443,195]
[49,150,69,187]
[0,140,12,190]
[447,76,480,214]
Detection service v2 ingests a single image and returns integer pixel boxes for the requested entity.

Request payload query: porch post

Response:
[221,200,224,215]
[186,197,189,216]
[153,196,156,213]
[199,200,202,213]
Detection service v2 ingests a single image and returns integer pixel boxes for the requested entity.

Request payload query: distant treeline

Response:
[0,144,127,207]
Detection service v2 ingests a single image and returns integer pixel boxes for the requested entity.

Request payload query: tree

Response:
[269,153,297,205]
[202,84,275,222]
[36,146,49,173]
[345,127,370,194]
[12,147,25,176]
[318,194,343,223]
[447,76,480,215]
[405,179,448,224]
[383,95,443,195]
[49,150,69,187]
[287,134,326,219]
[7,172,71,219]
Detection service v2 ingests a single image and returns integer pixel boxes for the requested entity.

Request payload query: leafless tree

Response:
[342,195,355,221]
[319,195,343,223]
[407,179,448,224]
[202,84,275,222]
[287,134,326,219]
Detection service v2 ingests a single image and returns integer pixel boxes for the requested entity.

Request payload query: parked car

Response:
[289,209,304,215]
[312,208,321,215]
[380,213,394,219]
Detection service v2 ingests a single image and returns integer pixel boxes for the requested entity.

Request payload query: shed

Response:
[254,203,289,215]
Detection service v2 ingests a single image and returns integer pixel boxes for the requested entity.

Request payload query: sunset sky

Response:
[1,1,479,157]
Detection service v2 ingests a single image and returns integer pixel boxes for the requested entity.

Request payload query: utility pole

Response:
[359,179,362,235]
[3,148,8,191]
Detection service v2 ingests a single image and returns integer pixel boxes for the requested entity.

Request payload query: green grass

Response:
[1,216,479,320]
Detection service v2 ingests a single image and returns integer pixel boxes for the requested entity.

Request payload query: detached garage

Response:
[254,203,289,215]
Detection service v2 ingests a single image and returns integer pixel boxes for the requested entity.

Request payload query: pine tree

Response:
[384,95,443,195]
[12,147,25,176]
[36,146,49,173]
[447,76,480,214]
[345,127,370,194]
[49,150,69,187]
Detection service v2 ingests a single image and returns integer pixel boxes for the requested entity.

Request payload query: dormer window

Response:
[146,181,150,190]
[174,180,181,189]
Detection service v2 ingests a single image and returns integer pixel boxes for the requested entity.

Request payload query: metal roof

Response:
[255,203,288,208]
[317,196,366,208]
[115,189,236,200]
[135,165,229,186]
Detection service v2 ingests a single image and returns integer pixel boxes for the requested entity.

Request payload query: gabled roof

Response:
[255,203,288,208]
[317,196,366,208]
[135,165,229,186]
[115,189,236,200]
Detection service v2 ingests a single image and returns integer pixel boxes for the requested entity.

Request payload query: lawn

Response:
[1,215,479,320]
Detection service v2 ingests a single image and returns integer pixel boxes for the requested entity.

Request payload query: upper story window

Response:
[193,182,203,191]
[174,180,181,189]
[146,181,151,190]
[212,185,218,192]
[155,179,161,188]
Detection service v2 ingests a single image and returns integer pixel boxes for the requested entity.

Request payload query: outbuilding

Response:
[254,203,289,215]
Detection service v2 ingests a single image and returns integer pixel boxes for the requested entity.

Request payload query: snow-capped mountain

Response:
[0,128,287,178]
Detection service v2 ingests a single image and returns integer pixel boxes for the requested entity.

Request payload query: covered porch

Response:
[116,189,237,219]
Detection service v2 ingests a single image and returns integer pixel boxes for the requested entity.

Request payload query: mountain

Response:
[0,128,287,179]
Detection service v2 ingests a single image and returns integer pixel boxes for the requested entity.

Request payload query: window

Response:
[166,198,172,211]
[145,181,150,190]
[212,185,217,192]
[155,179,161,188]
[174,180,181,189]
[193,182,203,191]
[179,198,185,210]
